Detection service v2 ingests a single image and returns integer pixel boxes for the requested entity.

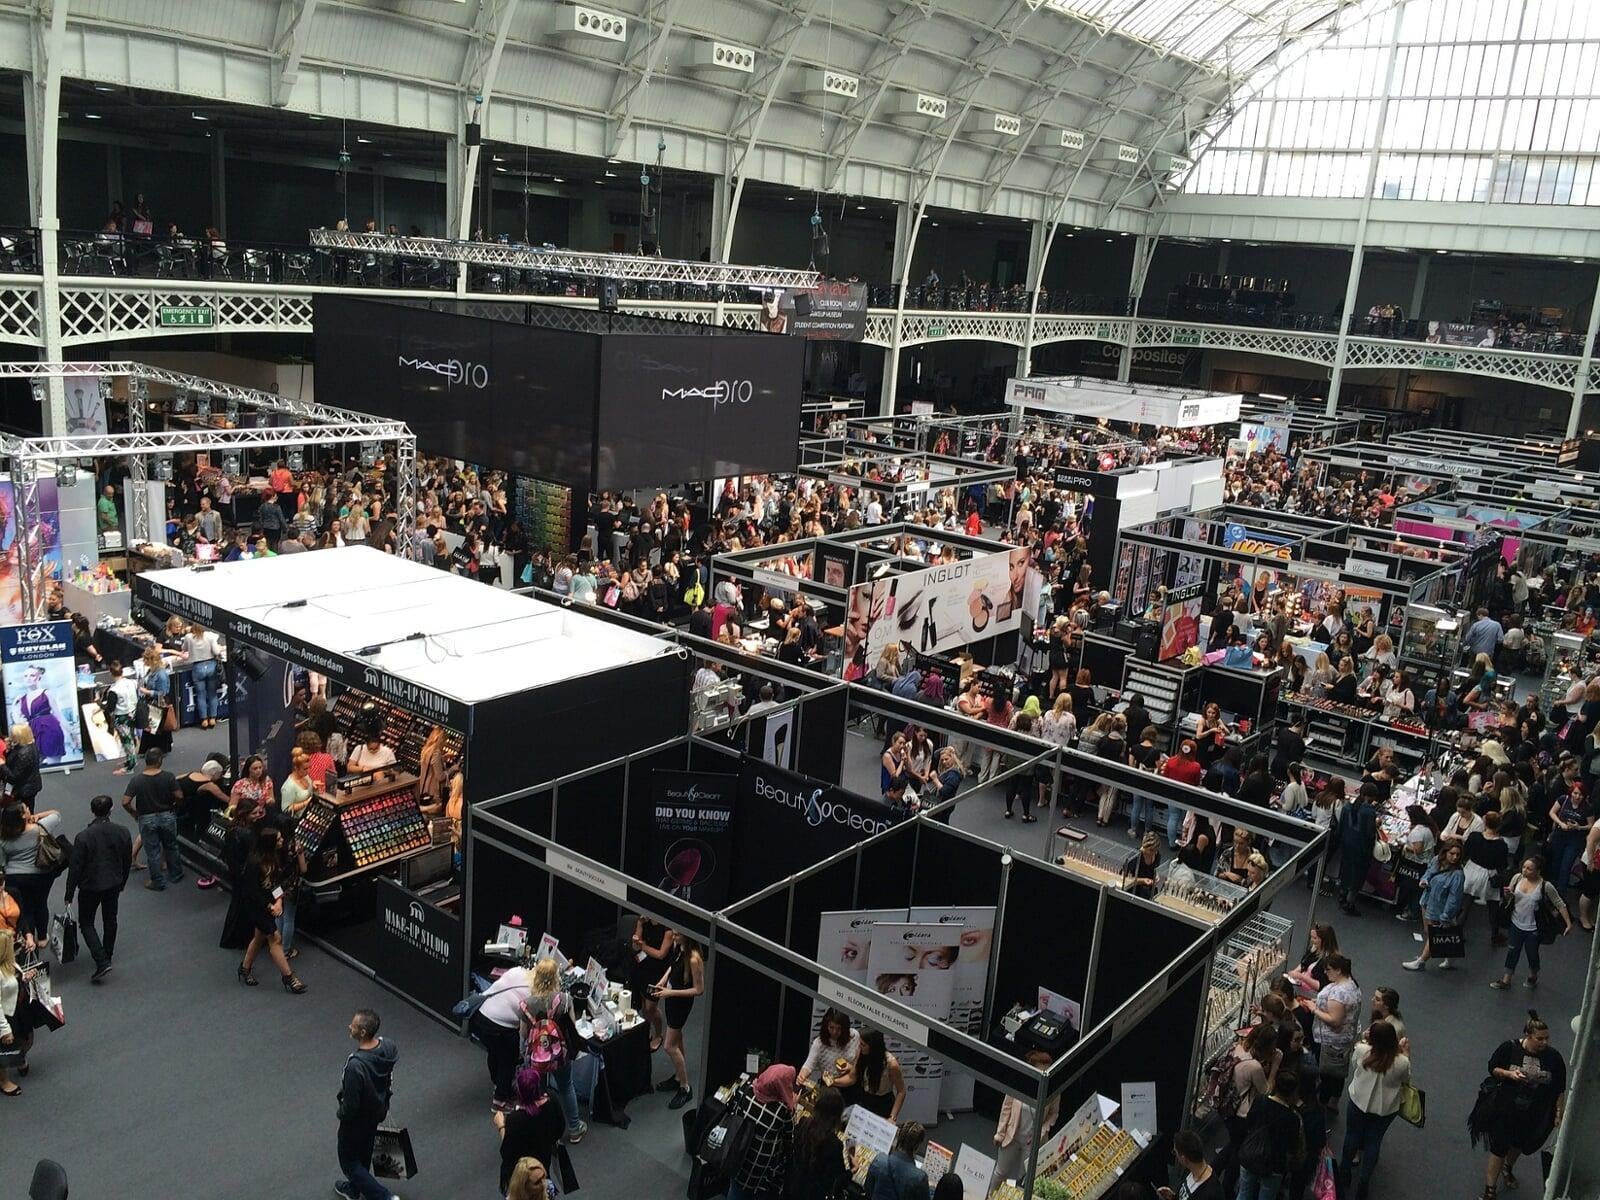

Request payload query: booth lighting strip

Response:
[308,229,821,290]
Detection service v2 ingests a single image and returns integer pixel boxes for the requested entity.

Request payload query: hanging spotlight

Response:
[153,455,174,482]
[29,379,45,406]
[171,387,193,414]
[56,462,77,488]
[360,441,379,468]
[98,378,114,403]
[130,378,149,409]
[222,451,242,476]
[286,448,305,472]
[196,392,213,419]
[226,400,241,425]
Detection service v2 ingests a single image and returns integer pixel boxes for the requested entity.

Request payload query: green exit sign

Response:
[1420,350,1458,369]
[926,324,946,337]
[159,304,215,328]
[1173,329,1203,345]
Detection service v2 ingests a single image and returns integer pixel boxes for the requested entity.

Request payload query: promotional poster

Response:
[909,905,996,1110]
[64,376,110,436]
[0,620,83,768]
[1158,584,1203,662]
[649,771,736,909]
[769,282,869,341]
[0,478,64,626]
[841,548,1028,676]
[864,922,959,1125]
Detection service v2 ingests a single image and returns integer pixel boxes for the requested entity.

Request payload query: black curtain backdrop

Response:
[855,825,917,912]
[705,953,787,1090]
[796,686,848,785]
[470,836,553,967]
[1087,892,1201,1028]
[1074,963,1207,1137]
[554,763,627,869]
[910,824,1003,910]
[992,859,1100,1026]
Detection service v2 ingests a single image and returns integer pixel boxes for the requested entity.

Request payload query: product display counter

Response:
[296,771,437,887]
[328,691,464,779]
[1281,692,1435,769]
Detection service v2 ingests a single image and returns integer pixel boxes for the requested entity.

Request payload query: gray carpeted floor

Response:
[840,724,1593,1200]
[0,723,698,1200]
[2,721,1588,1200]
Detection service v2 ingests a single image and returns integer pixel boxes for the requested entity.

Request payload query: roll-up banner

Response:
[0,621,83,769]
[649,771,736,910]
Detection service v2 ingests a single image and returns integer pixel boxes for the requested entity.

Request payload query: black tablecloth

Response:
[581,1018,653,1126]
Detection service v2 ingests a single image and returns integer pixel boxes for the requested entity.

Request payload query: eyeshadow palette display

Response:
[329,690,464,777]
[298,772,432,883]
[514,473,575,555]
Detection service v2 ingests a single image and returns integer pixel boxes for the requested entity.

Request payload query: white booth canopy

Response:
[140,547,678,704]
[1005,375,1242,427]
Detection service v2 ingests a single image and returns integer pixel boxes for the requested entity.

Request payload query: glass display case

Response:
[1541,629,1591,707]
[1400,603,1458,670]
[1152,860,1248,922]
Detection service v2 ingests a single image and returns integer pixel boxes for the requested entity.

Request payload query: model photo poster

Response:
[841,548,1029,676]
[649,771,736,908]
[0,621,83,768]
[910,906,995,1110]
[865,922,959,1125]
[1158,584,1204,662]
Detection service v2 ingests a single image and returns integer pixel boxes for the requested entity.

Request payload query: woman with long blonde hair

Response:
[521,958,587,1143]
[0,927,34,1094]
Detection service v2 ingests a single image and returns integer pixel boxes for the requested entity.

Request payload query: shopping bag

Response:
[1427,925,1465,959]
[1398,1082,1426,1128]
[1311,1141,1337,1200]
[50,911,78,965]
[371,1125,417,1179]
[26,966,65,1032]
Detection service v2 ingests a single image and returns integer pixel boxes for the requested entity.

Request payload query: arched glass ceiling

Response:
[1182,0,1600,204]
[1037,0,1366,75]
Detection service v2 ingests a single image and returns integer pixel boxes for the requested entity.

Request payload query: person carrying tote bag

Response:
[1338,1021,1411,1200]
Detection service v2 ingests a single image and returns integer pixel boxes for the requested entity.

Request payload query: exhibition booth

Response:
[313,295,806,555]
[130,546,689,1020]
[1004,375,1243,431]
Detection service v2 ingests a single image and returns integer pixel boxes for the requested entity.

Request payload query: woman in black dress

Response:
[218,801,263,951]
[232,826,305,993]
[652,931,704,1110]
[629,915,672,1052]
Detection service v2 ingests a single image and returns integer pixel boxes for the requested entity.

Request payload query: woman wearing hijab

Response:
[727,1064,797,1200]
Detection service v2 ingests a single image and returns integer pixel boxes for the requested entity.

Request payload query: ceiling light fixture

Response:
[190,112,209,121]
[356,135,372,144]
[84,113,102,120]
[552,177,565,183]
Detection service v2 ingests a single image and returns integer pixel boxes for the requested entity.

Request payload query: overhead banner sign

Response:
[731,760,905,902]
[1222,521,1294,561]
[772,282,868,341]
[841,548,1029,677]
[649,771,736,909]
[1051,467,1123,497]
[1005,377,1241,427]
[0,620,83,769]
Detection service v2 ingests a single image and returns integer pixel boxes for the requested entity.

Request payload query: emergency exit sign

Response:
[158,305,215,328]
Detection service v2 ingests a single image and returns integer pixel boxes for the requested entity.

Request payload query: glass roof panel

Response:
[1039,0,1346,73]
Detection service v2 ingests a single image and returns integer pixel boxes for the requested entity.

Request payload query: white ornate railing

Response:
[0,275,1586,394]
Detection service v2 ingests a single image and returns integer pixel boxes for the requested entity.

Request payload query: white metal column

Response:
[1326,0,1409,416]
[1567,269,1600,437]
[1119,234,1156,383]
[882,202,915,416]
[445,134,467,294]
[1018,219,1048,380]
[25,0,69,436]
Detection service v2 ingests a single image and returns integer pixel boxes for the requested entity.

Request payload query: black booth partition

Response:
[313,294,806,493]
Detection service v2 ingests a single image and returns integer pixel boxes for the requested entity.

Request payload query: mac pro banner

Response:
[732,760,905,902]
[596,333,805,490]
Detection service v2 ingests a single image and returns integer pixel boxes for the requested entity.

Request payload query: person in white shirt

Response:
[346,736,397,774]
[796,1007,861,1086]
[864,496,884,525]
[1382,670,1417,723]
[469,966,531,1110]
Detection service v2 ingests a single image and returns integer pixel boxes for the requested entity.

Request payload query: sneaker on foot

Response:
[668,1088,693,1110]
[91,963,112,983]
[567,1121,589,1144]
[1436,958,1456,970]
[334,1183,357,1199]
[1401,958,1424,971]
[656,1077,680,1092]
[1489,978,1510,989]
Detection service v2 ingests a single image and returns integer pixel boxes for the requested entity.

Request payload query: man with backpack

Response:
[335,1009,400,1200]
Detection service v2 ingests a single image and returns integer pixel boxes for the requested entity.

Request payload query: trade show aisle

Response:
[0,726,693,1200]
[839,730,1591,1200]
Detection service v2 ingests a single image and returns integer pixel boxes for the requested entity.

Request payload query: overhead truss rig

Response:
[307,229,822,290]
[0,361,417,620]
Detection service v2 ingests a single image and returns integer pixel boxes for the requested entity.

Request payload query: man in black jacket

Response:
[64,794,132,982]
[335,1008,400,1200]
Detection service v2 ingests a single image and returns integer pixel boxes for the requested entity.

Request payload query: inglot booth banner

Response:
[841,548,1030,675]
